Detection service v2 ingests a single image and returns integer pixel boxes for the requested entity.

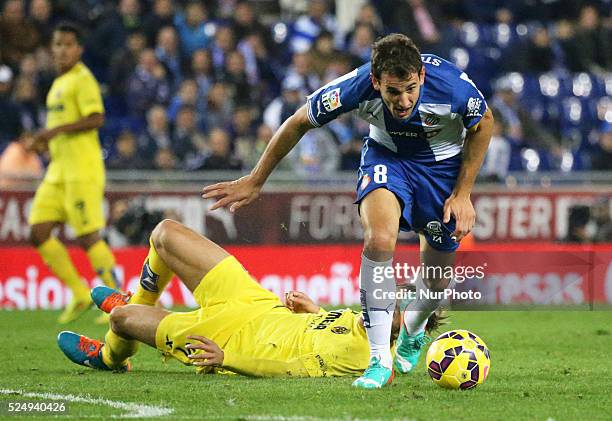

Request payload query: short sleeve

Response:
[306,63,373,127]
[454,72,487,129]
[76,73,104,117]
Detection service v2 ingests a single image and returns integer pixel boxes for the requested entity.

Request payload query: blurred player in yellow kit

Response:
[57,219,441,378]
[28,23,118,324]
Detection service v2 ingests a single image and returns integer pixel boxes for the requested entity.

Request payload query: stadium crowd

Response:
[0,0,610,180]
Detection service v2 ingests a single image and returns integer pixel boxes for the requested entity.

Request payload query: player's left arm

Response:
[443,107,494,242]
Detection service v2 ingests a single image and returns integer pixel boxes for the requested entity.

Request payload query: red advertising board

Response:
[1,245,611,309]
[0,188,610,245]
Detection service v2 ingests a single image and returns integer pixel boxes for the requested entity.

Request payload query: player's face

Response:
[51,31,83,73]
[372,68,425,120]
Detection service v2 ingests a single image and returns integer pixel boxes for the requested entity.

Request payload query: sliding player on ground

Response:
[57,219,443,377]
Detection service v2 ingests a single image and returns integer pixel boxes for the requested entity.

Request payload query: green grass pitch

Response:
[0,309,610,420]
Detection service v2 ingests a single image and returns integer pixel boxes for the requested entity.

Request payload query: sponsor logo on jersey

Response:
[388,131,419,138]
[321,88,342,112]
[466,97,483,117]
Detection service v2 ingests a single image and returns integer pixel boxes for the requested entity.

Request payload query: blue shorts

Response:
[355,138,462,252]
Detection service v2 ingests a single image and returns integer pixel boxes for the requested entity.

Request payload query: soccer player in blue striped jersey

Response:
[203,34,493,389]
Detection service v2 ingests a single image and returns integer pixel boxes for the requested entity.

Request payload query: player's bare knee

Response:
[363,229,397,258]
[109,306,130,335]
[151,219,179,251]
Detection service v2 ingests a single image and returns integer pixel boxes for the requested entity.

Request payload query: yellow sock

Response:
[87,240,119,289]
[101,329,139,368]
[131,239,173,306]
[37,237,89,299]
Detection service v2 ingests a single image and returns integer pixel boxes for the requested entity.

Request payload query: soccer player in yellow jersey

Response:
[28,23,119,324]
[57,219,441,378]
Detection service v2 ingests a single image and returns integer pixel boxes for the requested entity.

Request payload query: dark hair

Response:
[54,22,84,45]
[371,33,422,79]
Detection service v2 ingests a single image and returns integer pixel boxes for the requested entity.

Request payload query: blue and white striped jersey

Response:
[306,54,487,164]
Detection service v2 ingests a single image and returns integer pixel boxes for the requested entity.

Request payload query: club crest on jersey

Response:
[423,114,440,126]
[360,174,371,190]
[321,88,342,112]
[331,326,350,334]
[466,97,483,117]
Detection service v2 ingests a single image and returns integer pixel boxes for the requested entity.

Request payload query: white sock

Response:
[359,254,395,369]
[403,277,451,335]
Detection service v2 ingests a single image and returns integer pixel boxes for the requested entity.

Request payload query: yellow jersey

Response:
[219,308,373,377]
[45,62,105,184]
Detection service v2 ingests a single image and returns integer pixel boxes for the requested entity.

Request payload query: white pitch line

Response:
[0,389,173,418]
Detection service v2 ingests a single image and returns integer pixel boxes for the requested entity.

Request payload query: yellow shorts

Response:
[155,256,284,368]
[28,180,105,236]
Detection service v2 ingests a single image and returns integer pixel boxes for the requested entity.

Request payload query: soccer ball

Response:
[426,330,491,390]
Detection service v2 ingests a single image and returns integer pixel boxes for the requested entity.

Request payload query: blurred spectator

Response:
[0,65,22,151]
[167,78,203,123]
[107,130,148,170]
[126,49,171,117]
[0,0,40,68]
[211,25,236,68]
[109,30,147,97]
[237,32,276,96]
[228,105,256,157]
[171,104,207,165]
[88,0,141,69]
[308,31,339,79]
[480,112,512,181]
[138,105,171,162]
[29,0,54,43]
[572,5,611,72]
[142,0,175,46]
[292,127,340,175]
[525,27,555,73]
[230,1,269,43]
[591,122,612,171]
[154,147,178,170]
[377,0,443,52]
[31,46,55,104]
[12,76,44,132]
[220,50,256,103]
[190,49,215,97]
[155,26,182,89]
[591,197,612,243]
[346,3,384,42]
[190,128,242,171]
[285,52,320,94]
[347,23,375,66]
[263,75,306,131]
[491,75,558,150]
[204,82,233,130]
[290,0,337,53]
[174,1,213,57]
[0,132,43,188]
[240,123,295,171]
